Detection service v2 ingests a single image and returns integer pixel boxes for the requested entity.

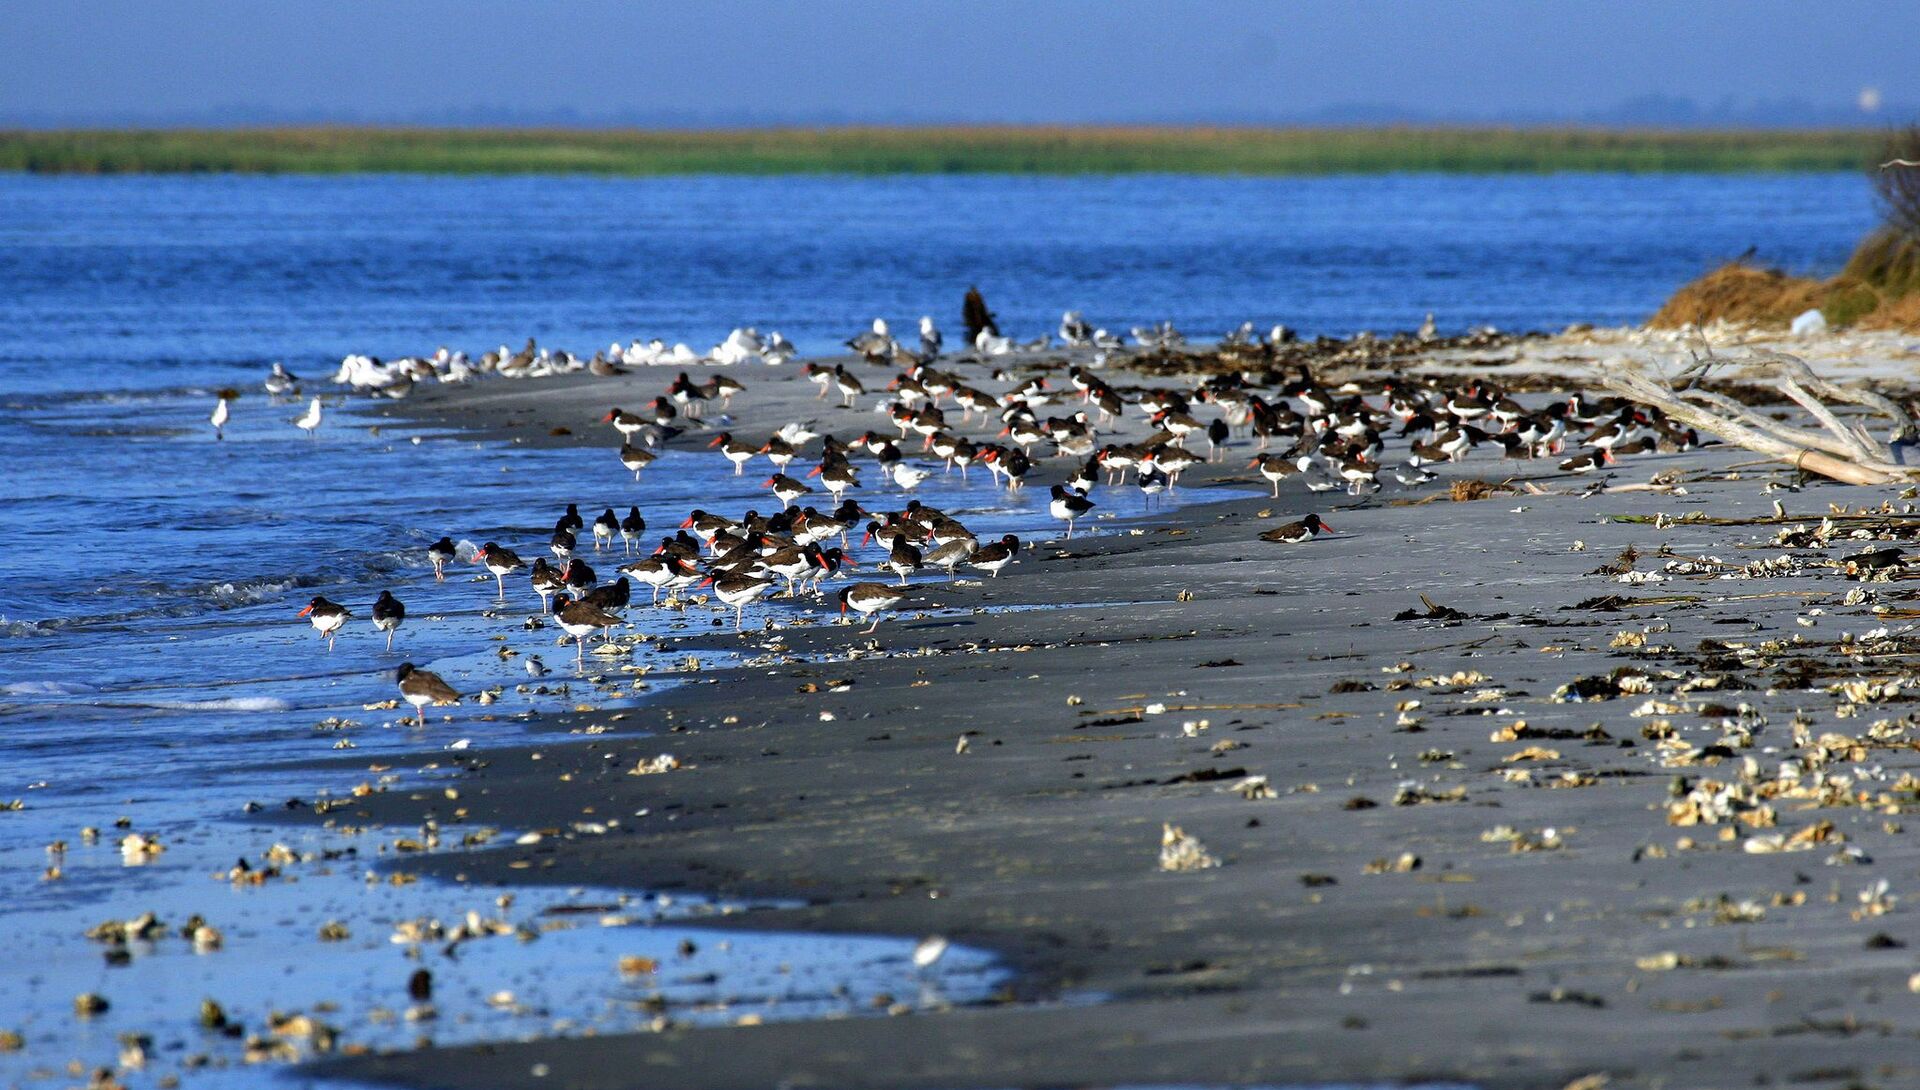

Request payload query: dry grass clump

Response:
[1654,127,1920,332]
[1649,262,1828,329]
[1450,478,1519,502]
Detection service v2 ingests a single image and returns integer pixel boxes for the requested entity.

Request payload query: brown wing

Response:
[403,670,462,705]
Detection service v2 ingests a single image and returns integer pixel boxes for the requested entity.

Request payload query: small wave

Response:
[0,615,57,638]
[207,577,311,606]
[2,680,94,695]
[137,697,291,713]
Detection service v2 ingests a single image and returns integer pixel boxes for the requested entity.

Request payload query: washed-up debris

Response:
[1363,852,1422,874]
[1394,782,1467,805]
[627,754,682,775]
[1158,823,1220,871]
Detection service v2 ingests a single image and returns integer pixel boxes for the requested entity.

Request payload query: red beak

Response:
[763,478,775,487]
[601,411,615,422]
[707,436,724,448]
[844,558,859,569]
[1246,458,1260,469]
[678,516,694,529]
[806,465,822,477]
[696,577,713,589]
[297,604,313,617]
[1320,522,1335,533]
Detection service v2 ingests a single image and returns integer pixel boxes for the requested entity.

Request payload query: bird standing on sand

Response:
[1049,485,1095,539]
[1259,513,1332,544]
[210,395,231,440]
[395,663,461,727]
[919,316,942,359]
[838,583,908,635]
[474,542,524,598]
[968,534,1019,578]
[294,397,323,438]
[297,595,351,652]
[700,574,775,631]
[371,590,405,651]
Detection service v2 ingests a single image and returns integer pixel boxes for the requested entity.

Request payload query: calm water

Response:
[0,172,1878,1082]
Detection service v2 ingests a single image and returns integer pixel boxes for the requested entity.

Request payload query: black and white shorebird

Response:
[474,542,524,598]
[700,574,776,631]
[395,663,461,727]
[371,590,405,651]
[427,536,457,580]
[968,534,1019,578]
[552,594,624,664]
[838,582,908,635]
[1259,513,1332,544]
[297,595,351,652]
[1049,485,1095,539]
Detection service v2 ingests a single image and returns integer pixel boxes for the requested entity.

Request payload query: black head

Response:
[395,663,417,682]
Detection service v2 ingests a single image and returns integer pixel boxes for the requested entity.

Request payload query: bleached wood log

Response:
[1600,364,1914,486]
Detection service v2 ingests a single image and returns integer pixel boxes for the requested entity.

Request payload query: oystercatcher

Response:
[1259,513,1332,544]
[700,574,776,631]
[371,590,405,651]
[766,473,812,509]
[968,534,1019,578]
[529,557,565,613]
[552,594,624,664]
[1560,450,1612,474]
[603,407,647,440]
[474,543,524,598]
[619,507,646,556]
[560,557,597,598]
[1249,454,1299,497]
[1049,485,1095,539]
[620,554,700,604]
[619,443,657,481]
[395,663,461,727]
[591,508,619,552]
[426,537,457,581]
[709,432,758,475]
[838,582,908,635]
[297,596,351,651]
[886,537,924,585]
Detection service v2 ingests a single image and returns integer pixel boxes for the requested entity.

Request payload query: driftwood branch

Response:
[1598,349,1918,486]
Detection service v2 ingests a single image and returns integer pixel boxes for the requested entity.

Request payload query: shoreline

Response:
[260,336,1920,1089]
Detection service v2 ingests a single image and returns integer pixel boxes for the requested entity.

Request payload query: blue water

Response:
[0,171,1880,1084]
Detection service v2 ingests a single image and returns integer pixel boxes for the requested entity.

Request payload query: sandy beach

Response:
[250,334,1920,1090]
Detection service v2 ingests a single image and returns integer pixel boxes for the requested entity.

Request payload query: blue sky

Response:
[5,0,1918,127]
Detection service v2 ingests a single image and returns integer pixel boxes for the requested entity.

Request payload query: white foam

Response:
[2,680,94,696]
[208,578,300,605]
[139,697,292,713]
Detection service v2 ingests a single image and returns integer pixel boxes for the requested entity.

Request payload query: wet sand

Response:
[295,342,1920,1089]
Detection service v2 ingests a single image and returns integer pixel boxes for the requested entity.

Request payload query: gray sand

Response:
[294,346,1920,1090]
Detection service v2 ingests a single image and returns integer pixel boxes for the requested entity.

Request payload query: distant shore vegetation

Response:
[0,126,1888,176]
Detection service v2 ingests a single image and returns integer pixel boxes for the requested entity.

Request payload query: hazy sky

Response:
[5,0,1918,126]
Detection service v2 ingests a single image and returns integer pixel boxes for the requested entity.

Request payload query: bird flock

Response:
[275,310,1698,726]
